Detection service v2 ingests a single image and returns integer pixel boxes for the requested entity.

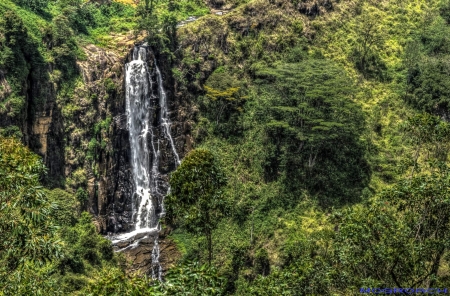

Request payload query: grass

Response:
[167,0,450,292]
[0,1,49,52]
[114,0,137,6]
[310,0,442,191]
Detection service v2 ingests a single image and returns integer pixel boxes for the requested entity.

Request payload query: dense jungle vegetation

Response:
[2,0,450,295]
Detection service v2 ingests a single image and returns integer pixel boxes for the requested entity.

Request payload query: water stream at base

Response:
[111,45,180,280]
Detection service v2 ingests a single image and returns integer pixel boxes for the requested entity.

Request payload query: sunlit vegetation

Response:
[0,136,116,294]
[2,0,450,295]
[167,0,450,294]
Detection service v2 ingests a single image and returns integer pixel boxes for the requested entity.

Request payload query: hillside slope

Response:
[2,0,450,295]
[166,0,450,294]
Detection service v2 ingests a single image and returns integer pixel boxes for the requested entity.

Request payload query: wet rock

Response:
[114,230,181,275]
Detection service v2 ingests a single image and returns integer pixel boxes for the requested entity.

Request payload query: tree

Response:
[204,85,241,125]
[167,149,227,264]
[82,261,225,295]
[401,113,450,178]
[406,55,450,116]
[159,261,226,295]
[135,0,178,53]
[254,59,369,206]
[0,136,61,287]
[405,10,450,116]
[204,69,244,125]
[331,167,450,289]
[330,115,450,289]
[350,6,387,80]
[201,68,247,137]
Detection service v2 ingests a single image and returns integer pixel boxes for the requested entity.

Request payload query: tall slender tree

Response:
[167,149,227,264]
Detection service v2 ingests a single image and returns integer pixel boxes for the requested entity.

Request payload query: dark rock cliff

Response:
[0,35,189,273]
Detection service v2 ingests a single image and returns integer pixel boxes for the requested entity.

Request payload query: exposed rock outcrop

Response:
[71,41,189,274]
[1,25,189,274]
[0,71,11,101]
[113,228,181,275]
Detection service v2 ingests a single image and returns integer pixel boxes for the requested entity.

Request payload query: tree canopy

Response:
[167,148,227,263]
[254,59,369,206]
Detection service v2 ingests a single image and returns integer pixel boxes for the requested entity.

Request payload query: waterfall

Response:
[111,45,179,280]
[126,46,155,230]
[155,63,181,166]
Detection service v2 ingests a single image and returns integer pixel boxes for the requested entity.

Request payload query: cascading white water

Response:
[124,46,156,231]
[111,45,180,280]
[155,63,181,166]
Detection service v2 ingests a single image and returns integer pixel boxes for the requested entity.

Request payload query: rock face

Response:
[0,71,11,102]
[113,228,181,275]
[83,44,191,235]
[71,42,187,274]
[72,42,132,234]
[0,33,189,274]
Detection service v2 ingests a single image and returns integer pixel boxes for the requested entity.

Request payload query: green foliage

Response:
[160,261,226,295]
[55,0,96,34]
[349,6,389,80]
[4,0,450,294]
[231,202,335,294]
[0,41,14,70]
[255,59,369,206]
[0,136,62,292]
[50,14,79,80]
[440,0,450,23]
[0,136,117,294]
[0,125,22,139]
[89,2,136,43]
[55,212,118,292]
[135,0,209,55]
[86,138,99,161]
[168,148,227,263]
[76,187,89,203]
[81,267,152,296]
[253,248,269,276]
[235,264,321,295]
[401,113,450,177]
[104,78,116,93]
[66,168,87,189]
[405,8,450,115]
[201,69,247,136]
[46,188,79,227]
[82,261,225,296]
[0,10,38,94]
[12,0,48,13]
[94,116,112,136]
[331,167,450,289]
[2,263,63,296]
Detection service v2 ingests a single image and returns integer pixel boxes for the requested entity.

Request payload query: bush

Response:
[0,125,22,138]
[61,274,88,293]
[0,136,62,292]
[47,188,79,226]
[12,0,48,13]
[76,187,89,203]
[98,239,114,261]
